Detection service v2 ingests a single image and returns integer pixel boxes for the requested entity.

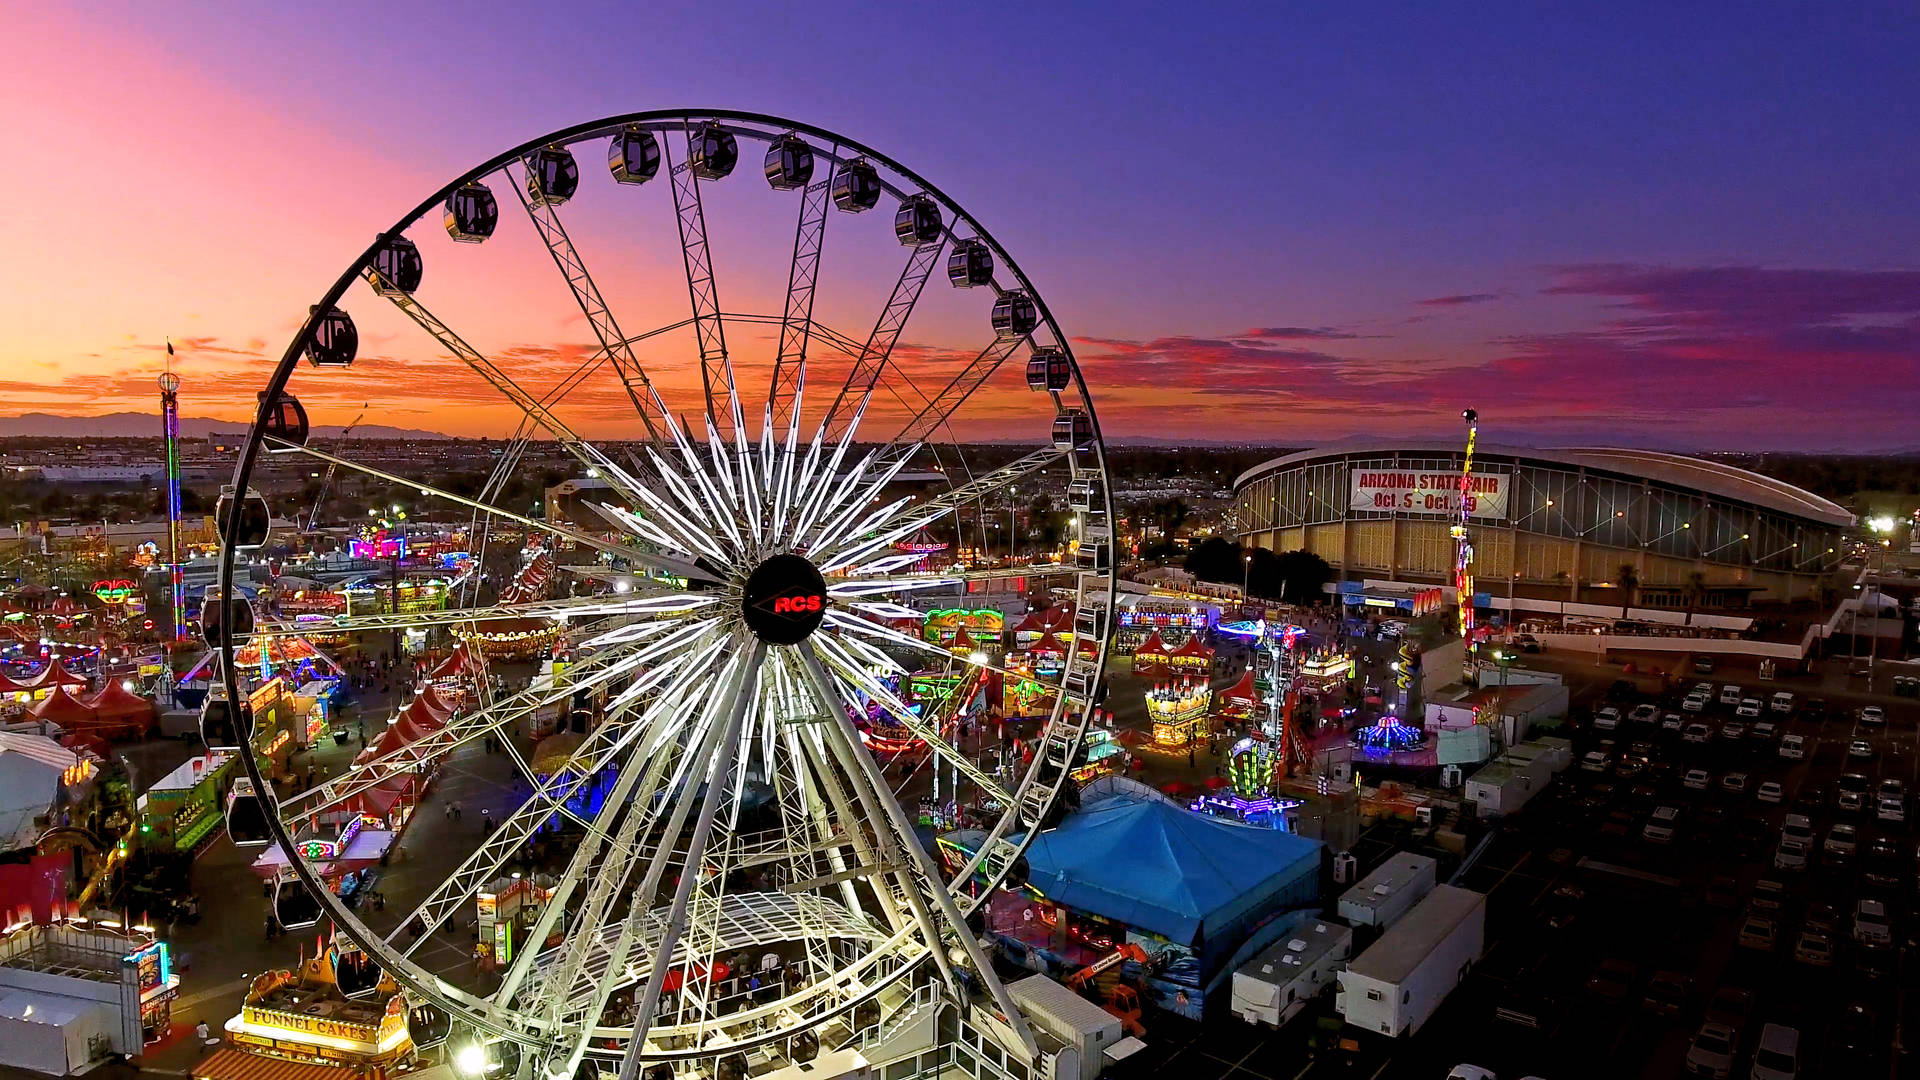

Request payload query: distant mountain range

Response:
[0,412,452,441]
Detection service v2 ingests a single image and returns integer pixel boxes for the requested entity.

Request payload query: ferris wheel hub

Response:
[741,553,827,644]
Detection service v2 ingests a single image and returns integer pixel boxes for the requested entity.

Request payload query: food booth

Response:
[137,752,234,856]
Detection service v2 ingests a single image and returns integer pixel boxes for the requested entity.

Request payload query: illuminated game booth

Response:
[922,608,1004,648]
[1129,630,1173,678]
[951,777,1322,1020]
[1145,681,1210,748]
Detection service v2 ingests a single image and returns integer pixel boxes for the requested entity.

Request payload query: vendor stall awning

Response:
[193,1047,360,1080]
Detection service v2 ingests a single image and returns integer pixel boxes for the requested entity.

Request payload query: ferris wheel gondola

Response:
[219,110,1114,1077]
[225,775,271,847]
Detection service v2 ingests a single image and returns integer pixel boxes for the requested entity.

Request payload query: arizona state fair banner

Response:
[1350,469,1511,520]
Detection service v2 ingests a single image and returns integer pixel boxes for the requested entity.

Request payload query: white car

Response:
[1861,705,1886,726]
[1580,750,1610,773]
[1774,841,1808,871]
[1825,823,1859,858]
[1794,931,1833,967]
[1782,814,1815,848]
[1683,722,1711,744]
[1682,693,1709,713]
[1855,899,1892,947]
[1684,768,1711,791]
[1850,739,1876,760]
[1878,796,1906,824]
[1757,780,1784,804]
[1593,706,1621,731]
[1721,772,1748,794]
[1660,712,1685,732]
[1644,806,1679,844]
[1686,1021,1739,1080]
[1736,697,1763,718]
[1720,684,1743,705]
[1770,691,1795,714]
[1839,790,1865,813]
[1629,703,1660,725]
[1751,1024,1800,1080]
[1778,733,1806,760]
[1721,722,1746,741]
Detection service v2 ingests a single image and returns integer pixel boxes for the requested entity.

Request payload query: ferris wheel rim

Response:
[216,107,1119,1059]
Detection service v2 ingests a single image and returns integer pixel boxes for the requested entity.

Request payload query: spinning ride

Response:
[216,111,1115,1076]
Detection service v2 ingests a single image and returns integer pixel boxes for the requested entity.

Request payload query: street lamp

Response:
[1242,553,1252,607]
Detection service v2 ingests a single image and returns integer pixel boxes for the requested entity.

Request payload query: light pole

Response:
[1867,518,1895,685]
[1242,552,1253,612]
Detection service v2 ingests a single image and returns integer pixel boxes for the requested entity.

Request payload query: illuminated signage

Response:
[1351,469,1510,520]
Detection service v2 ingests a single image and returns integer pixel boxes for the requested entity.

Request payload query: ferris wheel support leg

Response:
[795,646,1041,1060]
[603,640,766,1080]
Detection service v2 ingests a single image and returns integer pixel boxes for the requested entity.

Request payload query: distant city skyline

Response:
[3,3,1916,451]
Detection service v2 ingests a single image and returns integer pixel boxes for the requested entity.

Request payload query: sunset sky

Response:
[3,2,1917,450]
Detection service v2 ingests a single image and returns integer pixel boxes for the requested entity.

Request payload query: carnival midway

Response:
[0,113,1565,1080]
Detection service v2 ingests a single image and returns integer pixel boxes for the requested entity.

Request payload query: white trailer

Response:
[1232,918,1353,1029]
[1336,885,1486,1038]
[1336,852,1437,931]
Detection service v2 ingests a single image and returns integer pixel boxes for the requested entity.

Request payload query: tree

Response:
[1616,562,1640,618]
[1682,571,1707,619]
[1273,550,1334,604]
[1184,537,1244,586]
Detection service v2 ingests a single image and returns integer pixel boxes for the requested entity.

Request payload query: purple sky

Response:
[4,2,1917,449]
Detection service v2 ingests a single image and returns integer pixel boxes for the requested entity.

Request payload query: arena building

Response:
[1233,441,1854,607]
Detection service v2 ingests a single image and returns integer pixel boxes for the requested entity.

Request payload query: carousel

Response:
[1144,681,1210,748]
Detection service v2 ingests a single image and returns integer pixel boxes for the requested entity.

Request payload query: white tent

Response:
[0,988,113,1075]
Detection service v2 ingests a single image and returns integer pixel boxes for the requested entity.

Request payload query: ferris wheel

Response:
[215,111,1115,1076]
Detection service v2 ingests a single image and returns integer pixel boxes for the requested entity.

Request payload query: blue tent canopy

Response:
[973,784,1322,947]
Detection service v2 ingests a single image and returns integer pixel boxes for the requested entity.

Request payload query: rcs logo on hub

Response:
[769,593,824,615]
[741,553,830,645]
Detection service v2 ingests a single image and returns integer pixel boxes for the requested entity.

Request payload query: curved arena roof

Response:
[1234,440,1853,528]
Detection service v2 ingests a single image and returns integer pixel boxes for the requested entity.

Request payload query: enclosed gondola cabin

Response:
[304,306,358,368]
[217,485,273,549]
[608,128,660,185]
[1025,347,1072,392]
[225,776,270,847]
[258,391,309,450]
[271,875,321,929]
[200,589,255,649]
[1068,475,1097,513]
[1051,409,1094,451]
[991,291,1038,338]
[947,238,994,288]
[368,236,422,296]
[444,182,499,243]
[894,194,942,246]
[200,694,242,750]
[763,133,814,190]
[832,158,881,212]
[688,122,738,180]
[525,146,580,206]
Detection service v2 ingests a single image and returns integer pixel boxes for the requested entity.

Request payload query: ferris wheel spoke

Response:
[794,645,1040,1058]
[882,335,1034,455]
[507,157,670,443]
[359,266,655,502]
[812,632,1014,809]
[769,158,834,435]
[815,447,1069,574]
[818,235,949,443]
[264,437,718,586]
[254,592,710,639]
[665,124,744,440]
[585,640,762,1080]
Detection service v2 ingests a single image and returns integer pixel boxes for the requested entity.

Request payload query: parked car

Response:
[1629,703,1659,726]
[1580,750,1610,773]
[1704,986,1753,1030]
[1594,706,1621,731]
[1643,806,1680,844]
[1749,879,1788,913]
[1804,697,1828,721]
[1879,778,1905,800]
[1855,899,1892,947]
[1864,841,1902,889]
[1614,757,1644,780]
[1849,739,1876,760]
[1750,1023,1800,1080]
[1545,883,1584,930]
[1861,705,1886,727]
[1692,655,1717,675]
[1774,842,1808,872]
[1804,901,1839,934]
[1685,1022,1738,1080]
[1682,693,1709,714]
[1512,633,1540,653]
[1878,795,1905,825]
[1782,814,1816,848]
[1683,722,1712,744]
[1825,823,1859,859]
[1684,768,1711,791]
[1720,684,1743,705]
[1839,773,1870,797]
[1721,772,1748,795]
[1839,789,1865,813]
[1642,969,1691,1016]
[1778,733,1806,760]
[1661,712,1685,733]
[1794,931,1834,967]
[1793,784,1826,811]
[1721,722,1746,742]
[1757,780,1784,804]
[1736,697,1763,718]
[1750,721,1776,744]
[1585,957,1636,1002]
[1830,1002,1881,1068]
[1737,914,1778,950]
[1770,691,1794,714]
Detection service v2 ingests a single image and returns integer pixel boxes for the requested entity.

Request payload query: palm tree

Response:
[1617,563,1640,618]
[1682,571,1708,621]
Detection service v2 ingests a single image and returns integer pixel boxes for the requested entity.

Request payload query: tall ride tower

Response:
[159,356,185,640]
[1453,408,1479,681]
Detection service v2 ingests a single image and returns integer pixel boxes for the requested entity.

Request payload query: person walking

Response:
[451,801,462,822]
